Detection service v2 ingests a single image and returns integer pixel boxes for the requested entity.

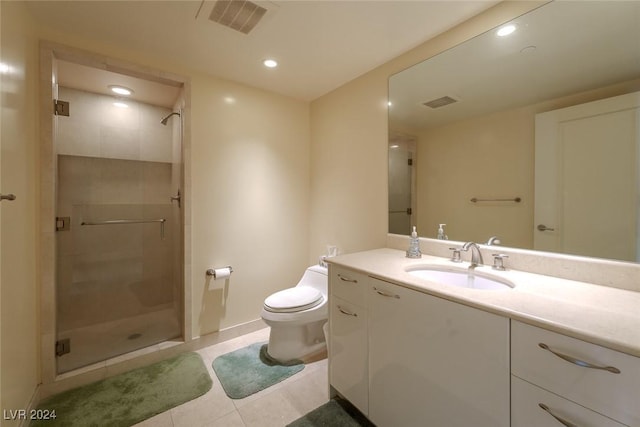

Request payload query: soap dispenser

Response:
[406,226,422,258]
[437,224,448,240]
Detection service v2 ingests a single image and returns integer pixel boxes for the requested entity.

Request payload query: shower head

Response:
[160,111,181,125]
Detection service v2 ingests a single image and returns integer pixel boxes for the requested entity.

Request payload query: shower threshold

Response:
[56,308,181,375]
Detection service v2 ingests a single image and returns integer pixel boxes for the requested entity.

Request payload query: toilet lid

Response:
[264,287,323,313]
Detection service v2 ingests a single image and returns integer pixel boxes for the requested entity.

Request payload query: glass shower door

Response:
[54,84,182,373]
[388,146,414,235]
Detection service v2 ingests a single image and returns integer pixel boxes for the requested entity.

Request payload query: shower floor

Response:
[56,307,181,374]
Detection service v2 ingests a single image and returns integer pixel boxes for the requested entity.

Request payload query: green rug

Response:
[31,352,212,427]
[287,399,371,427]
[212,342,304,399]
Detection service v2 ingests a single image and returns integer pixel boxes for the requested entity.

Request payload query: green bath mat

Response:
[287,399,370,427]
[31,352,212,427]
[212,342,304,399]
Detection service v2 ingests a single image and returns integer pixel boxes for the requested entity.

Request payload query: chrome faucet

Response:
[461,242,484,268]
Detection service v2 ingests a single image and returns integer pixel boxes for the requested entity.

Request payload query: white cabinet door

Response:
[512,376,627,427]
[368,278,510,427]
[329,295,368,415]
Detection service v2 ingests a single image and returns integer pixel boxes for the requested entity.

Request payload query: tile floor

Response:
[133,327,329,427]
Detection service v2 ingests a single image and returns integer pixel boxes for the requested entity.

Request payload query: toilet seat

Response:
[264,287,323,313]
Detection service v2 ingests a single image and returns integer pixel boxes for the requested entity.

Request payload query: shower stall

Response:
[54,75,184,373]
[388,132,416,235]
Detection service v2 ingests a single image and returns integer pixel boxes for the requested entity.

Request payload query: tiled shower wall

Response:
[56,155,178,331]
[55,86,180,344]
[57,87,174,162]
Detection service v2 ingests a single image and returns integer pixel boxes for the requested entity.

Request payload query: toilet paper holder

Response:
[206,266,233,278]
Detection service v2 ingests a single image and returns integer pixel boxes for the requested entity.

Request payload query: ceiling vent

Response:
[423,96,458,109]
[209,0,268,34]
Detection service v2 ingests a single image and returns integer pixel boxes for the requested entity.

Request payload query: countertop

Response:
[327,248,640,358]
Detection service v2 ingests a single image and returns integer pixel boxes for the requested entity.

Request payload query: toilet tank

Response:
[297,265,328,294]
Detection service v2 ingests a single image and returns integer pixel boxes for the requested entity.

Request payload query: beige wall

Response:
[189,75,310,335]
[310,71,389,258]
[309,1,543,257]
[0,1,40,424]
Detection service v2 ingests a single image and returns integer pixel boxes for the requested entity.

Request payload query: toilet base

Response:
[266,320,327,363]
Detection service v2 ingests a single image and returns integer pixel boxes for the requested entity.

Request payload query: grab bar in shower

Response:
[81,218,166,240]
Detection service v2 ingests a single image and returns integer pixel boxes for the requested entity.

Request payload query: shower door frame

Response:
[38,41,193,384]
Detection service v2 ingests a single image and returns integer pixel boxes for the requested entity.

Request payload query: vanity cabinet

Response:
[368,277,510,427]
[328,265,369,415]
[329,263,640,427]
[511,321,640,426]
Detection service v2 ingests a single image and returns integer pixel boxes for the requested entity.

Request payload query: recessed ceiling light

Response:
[263,59,278,68]
[113,101,129,108]
[497,24,517,37]
[109,85,134,96]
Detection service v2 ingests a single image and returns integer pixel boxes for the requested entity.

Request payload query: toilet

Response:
[261,264,328,363]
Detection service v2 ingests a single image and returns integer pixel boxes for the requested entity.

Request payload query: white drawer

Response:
[511,320,640,426]
[329,265,368,306]
[512,376,627,427]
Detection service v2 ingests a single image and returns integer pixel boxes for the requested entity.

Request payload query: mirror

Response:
[388,1,640,263]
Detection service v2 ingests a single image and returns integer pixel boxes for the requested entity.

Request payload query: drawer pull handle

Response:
[338,274,358,283]
[337,306,357,317]
[538,343,621,374]
[538,403,578,427]
[373,287,400,299]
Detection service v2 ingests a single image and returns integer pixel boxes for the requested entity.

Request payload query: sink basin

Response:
[406,266,514,290]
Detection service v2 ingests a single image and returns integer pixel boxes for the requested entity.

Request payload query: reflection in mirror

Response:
[388,1,640,263]
[388,131,416,235]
